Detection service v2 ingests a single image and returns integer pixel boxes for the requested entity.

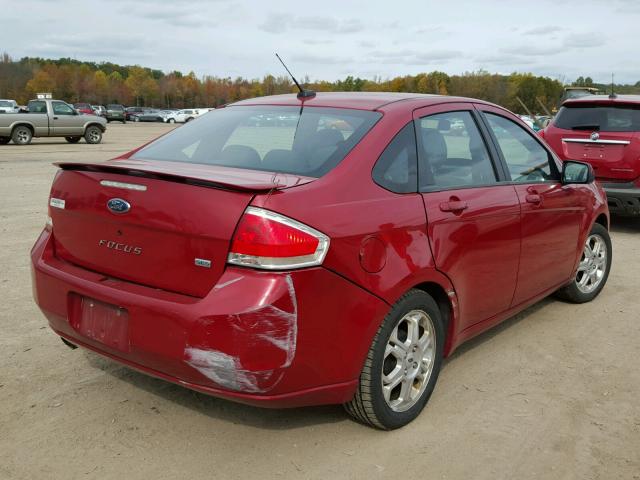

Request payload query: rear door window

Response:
[134,106,381,178]
[554,104,640,132]
[416,110,497,190]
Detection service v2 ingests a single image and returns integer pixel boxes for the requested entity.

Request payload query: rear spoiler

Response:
[54,159,314,192]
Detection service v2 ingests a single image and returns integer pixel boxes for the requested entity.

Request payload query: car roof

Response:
[230,92,493,111]
[563,94,640,106]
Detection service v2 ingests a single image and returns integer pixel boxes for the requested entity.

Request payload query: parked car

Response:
[540,94,640,216]
[31,92,610,429]
[0,98,106,145]
[73,103,95,115]
[164,109,202,123]
[92,105,107,117]
[130,109,163,122]
[125,106,144,121]
[0,99,19,113]
[105,104,126,123]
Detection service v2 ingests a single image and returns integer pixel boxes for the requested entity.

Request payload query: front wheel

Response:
[65,136,81,144]
[344,289,444,430]
[84,126,103,144]
[168,118,175,124]
[555,223,612,303]
[0,136,10,144]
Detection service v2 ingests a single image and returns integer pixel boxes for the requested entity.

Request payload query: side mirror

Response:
[562,161,594,185]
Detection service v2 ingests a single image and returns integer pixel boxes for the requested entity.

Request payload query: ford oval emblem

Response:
[590,131,599,141]
[107,198,131,214]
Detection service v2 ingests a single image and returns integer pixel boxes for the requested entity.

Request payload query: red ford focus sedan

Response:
[31,92,611,429]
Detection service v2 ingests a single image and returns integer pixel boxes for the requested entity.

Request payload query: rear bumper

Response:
[31,230,388,407]
[602,182,640,216]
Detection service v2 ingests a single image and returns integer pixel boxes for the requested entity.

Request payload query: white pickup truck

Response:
[0,98,107,145]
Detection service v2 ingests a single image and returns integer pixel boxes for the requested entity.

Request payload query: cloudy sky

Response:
[1,0,639,83]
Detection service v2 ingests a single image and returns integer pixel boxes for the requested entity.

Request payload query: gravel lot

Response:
[1,123,639,480]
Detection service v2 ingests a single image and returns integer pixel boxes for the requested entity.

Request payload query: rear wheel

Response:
[344,289,444,430]
[186,117,193,122]
[11,125,32,145]
[65,136,81,143]
[168,118,175,124]
[134,116,140,122]
[84,126,103,144]
[121,120,126,124]
[556,223,611,303]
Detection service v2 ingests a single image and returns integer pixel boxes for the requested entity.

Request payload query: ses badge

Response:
[107,198,131,214]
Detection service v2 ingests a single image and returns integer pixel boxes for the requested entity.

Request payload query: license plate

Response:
[70,295,130,352]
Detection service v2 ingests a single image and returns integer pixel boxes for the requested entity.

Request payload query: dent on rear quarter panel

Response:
[184,274,298,393]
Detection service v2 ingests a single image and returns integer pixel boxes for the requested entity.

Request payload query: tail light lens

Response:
[227,207,330,270]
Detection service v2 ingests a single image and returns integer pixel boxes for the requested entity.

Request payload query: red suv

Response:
[31,93,611,429]
[541,95,640,216]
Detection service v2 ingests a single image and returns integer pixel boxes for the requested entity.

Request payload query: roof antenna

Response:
[609,73,617,99]
[275,53,316,100]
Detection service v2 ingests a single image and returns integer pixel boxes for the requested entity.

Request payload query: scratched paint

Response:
[185,274,298,393]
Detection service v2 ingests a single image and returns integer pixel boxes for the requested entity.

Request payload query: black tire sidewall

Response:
[369,291,445,429]
[12,126,32,145]
[84,127,102,144]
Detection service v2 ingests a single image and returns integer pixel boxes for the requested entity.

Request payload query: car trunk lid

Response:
[49,160,314,297]
[557,131,640,181]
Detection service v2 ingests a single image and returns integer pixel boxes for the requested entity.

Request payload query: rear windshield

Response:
[554,104,640,132]
[107,104,124,110]
[133,106,382,177]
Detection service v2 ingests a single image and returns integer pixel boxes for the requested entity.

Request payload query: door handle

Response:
[53,116,59,120]
[525,194,542,205]
[439,200,468,213]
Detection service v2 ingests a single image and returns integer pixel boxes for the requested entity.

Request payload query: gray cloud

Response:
[563,32,606,48]
[367,49,462,65]
[522,25,559,35]
[260,13,364,34]
[500,45,560,56]
[32,33,153,59]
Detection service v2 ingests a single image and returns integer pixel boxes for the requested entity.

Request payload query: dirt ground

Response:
[1,123,639,480]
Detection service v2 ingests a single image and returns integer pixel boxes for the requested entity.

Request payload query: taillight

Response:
[227,207,330,270]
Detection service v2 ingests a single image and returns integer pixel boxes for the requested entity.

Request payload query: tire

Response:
[122,120,126,124]
[65,136,81,144]
[11,125,32,145]
[186,117,193,122]
[168,118,175,124]
[344,289,444,430]
[84,126,103,144]
[106,119,111,123]
[0,136,10,145]
[134,116,140,122]
[555,223,612,303]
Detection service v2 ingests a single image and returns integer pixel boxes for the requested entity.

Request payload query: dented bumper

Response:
[31,230,389,407]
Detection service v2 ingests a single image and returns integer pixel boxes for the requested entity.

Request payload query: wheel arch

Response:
[411,281,457,357]
[594,212,609,231]
[11,122,35,135]
[84,122,106,132]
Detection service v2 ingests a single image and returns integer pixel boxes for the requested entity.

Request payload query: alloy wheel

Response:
[381,309,436,412]
[575,233,608,294]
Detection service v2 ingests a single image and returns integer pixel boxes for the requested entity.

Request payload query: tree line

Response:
[1,53,639,114]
